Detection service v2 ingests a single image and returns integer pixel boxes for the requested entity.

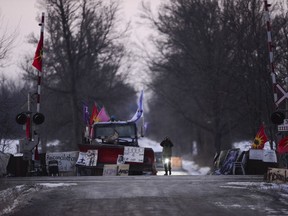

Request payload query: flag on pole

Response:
[83,103,89,125]
[277,136,288,154]
[95,107,110,122]
[251,124,268,149]
[90,102,99,125]
[82,103,90,140]
[32,32,43,72]
[128,90,144,122]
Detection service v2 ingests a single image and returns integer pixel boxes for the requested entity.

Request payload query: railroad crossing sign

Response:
[278,119,288,131]
[275,84,288,107]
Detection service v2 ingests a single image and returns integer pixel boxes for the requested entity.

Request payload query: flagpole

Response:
[37,12,45,113]
[141,90,145,137]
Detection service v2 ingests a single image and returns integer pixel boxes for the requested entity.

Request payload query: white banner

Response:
[249,149,277,163]
[46,151,79,172]
[76,150,98,166]
[263,150,277,163]
[249,149,263,160]
[123,146,144,163]
[102,164,130,176]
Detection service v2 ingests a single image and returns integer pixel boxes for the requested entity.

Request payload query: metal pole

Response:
[263,1,278,150]
[26,93,31,141]
[37,12,45,113]
[264,1,277,106]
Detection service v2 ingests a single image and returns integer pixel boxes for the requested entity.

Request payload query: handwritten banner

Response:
[249,149,263,160]
[102,164,130,176]
[46,151,79,172]
[103,164,118,176]
[263,150,277,163]
[249,149,277,163]
[117,164,129,176]
[267,168,288,183]
[124,146,144,163]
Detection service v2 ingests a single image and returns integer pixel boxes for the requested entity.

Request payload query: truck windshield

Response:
[94,123,137,142]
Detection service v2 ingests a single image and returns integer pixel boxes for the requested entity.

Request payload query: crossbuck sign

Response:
[275,84,288,107]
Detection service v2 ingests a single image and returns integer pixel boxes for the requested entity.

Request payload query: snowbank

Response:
[138,137,162,152]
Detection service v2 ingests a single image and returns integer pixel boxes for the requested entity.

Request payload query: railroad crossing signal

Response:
[270,84,288,127]
[16,112,45,125]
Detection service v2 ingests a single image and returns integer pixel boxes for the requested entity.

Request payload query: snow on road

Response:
[0,183,77,215]
[138,137,211,175]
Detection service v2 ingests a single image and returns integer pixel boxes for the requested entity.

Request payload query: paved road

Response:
[1,175,287,216]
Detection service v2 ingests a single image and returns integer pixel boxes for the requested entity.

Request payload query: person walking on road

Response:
[160,137,174,175]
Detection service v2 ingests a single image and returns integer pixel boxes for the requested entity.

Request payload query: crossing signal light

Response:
[33,112,45,125]
[16,113,27,125]
[271,111,285,125]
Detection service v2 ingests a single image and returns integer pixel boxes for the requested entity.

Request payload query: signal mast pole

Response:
[263,0,279,150]
[37,12,45,113]
[263,1,277,106]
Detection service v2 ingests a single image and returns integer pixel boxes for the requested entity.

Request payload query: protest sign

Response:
[46,151,79,172]
[123,146,144,163]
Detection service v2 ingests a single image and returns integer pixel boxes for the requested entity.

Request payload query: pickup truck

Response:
[78,121,157,175]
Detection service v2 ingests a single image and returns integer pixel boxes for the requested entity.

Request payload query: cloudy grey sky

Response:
[0,0,162,80]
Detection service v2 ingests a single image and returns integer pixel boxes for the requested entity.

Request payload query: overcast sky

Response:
[0,0,162,80]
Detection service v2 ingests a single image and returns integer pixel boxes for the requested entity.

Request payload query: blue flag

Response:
[128,90,144,122]
[83,103,89,125]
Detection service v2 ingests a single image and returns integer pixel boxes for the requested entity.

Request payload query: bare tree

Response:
[0,76,27,153]
[0,13,17,67]
[0,12,20,153]
[143,0,287,164]
[144,0,241,156]
[22,0,136,150]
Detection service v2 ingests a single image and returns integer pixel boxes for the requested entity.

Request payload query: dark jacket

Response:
[160,138,174,157]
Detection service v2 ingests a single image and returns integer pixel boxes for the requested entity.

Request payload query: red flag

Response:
[251,124,268,149]
[89,103,99,125]
[277,136,288,154]
[32,33,43,72]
